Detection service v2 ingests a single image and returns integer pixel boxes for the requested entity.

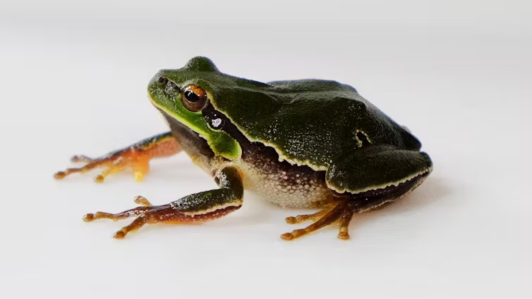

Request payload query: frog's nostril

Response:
[157,76,168,85]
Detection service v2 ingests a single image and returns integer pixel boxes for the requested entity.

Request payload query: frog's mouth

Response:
[157,107,216,158]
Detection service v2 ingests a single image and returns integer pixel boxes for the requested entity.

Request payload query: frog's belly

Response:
[236,160,333,209]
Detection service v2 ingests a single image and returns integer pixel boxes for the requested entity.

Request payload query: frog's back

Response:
[211,77,421,170]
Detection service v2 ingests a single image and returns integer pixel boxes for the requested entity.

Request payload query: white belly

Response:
[236,160,332,209]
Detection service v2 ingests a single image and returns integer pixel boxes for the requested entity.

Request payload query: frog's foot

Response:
[281,201,357,241]
[133,195,152,206]
[83,198,169,239]
[83,166,244,239]
[70,155,95,163]
[284,208,333,225]
[54,154,136,183]
[53,132,180,183]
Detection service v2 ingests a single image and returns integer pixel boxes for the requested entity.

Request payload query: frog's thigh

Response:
[83,166,244,239]
[326,144,433,194]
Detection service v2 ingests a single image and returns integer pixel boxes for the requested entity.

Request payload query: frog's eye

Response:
[181,84,208,112]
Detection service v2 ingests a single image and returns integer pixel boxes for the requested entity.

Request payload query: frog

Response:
[54,56,433,241]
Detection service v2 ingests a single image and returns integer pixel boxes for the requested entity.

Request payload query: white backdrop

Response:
[1,1,531,298]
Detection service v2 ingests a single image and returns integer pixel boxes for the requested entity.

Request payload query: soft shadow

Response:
[349,176,451,232]
[203,193,279,227]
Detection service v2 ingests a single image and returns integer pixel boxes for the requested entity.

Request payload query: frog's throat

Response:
[148,93,242,161]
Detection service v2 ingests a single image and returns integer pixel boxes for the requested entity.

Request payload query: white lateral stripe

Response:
[181,199,243,216]
[328,167,432,194]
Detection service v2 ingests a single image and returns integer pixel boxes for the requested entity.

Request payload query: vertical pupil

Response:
[185,91,199,102]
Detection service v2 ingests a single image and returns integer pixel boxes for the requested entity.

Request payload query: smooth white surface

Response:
[1,1,531,298]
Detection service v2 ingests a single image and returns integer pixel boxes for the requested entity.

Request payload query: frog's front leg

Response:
[83,166,244,239]
[54,132,180,183]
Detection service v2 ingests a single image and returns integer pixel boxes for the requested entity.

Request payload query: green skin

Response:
[57,56,433,240]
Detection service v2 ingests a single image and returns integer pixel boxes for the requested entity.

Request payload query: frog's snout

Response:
[149,71,181,95]
[149,71,166,86]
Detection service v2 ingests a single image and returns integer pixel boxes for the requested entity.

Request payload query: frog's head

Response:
[147,56,242,160]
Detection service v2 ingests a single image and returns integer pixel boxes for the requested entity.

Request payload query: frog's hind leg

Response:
[54,132,181,183]
[282,174,430,241]
[282,144,432,241]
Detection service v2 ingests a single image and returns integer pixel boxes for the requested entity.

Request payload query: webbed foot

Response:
[281,201,357,241]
